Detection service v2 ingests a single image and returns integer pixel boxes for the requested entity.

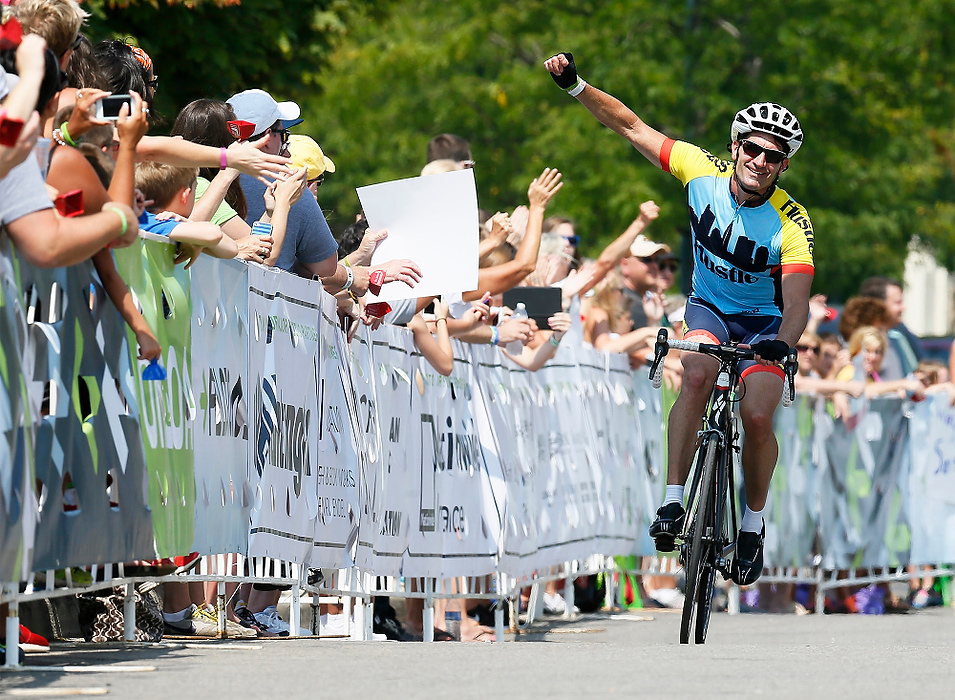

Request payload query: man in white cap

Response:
[619,234,669,330]
[228,88,421,297]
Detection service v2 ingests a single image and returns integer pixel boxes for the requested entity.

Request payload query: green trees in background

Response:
[91,0,955,301]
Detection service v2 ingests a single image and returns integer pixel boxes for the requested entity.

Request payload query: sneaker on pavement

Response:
[195,605,257,638]
[163,603,217,637]
[649,502,685,553]
[731,523,765,586]
[542,592,567,615]
[19,624,49,653]
[252,605,290,637]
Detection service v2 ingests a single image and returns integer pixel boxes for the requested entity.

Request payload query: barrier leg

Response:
[291,581,302,637]
[216,580,227,639]
[422,578,435,642]
[727,583,740,615]
[4,583,20,668]
[124,582,137,641]
[493,573,505,642]
[815,568,826,616]
[605,567,616,611]
[563,566,576,619]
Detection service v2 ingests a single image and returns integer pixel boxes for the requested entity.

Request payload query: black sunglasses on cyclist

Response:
[739,139,787,165]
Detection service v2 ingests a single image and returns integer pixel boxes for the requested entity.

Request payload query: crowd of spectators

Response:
[2,0,953,654]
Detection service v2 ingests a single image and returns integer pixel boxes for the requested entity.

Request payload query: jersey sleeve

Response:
[779,206,814,275]
[660,139,730,186]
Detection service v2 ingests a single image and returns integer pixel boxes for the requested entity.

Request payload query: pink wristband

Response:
[219,147,228,171]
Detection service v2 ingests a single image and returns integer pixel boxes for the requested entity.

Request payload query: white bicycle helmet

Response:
[731,102,803,157]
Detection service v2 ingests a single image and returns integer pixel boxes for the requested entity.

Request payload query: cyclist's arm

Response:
[776,272,813,346]
[573,85,668,166]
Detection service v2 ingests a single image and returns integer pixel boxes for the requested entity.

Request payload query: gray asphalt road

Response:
[2,608,953,699]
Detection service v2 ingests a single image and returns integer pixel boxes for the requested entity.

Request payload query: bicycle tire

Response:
[680,436,719,644]
[694,453,721,643]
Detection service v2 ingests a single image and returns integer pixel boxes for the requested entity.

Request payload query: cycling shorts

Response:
[682,296,784,379]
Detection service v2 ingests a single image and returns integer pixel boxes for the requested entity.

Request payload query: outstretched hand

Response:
[528,167,563,209]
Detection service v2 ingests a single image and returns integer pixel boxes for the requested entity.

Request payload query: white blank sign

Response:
[357,169,479,302]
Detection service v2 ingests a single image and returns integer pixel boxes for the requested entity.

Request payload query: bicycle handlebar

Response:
[648,328,798,405]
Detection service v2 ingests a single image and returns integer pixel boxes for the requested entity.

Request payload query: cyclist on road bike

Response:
[545,52,813,585]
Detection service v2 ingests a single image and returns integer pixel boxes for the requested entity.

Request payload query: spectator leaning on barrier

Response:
[228,88,421,300]
[619,233,668,332]
[858,275,923,377]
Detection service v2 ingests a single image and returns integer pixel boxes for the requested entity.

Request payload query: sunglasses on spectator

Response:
[459,159,475,169]
[796,344,819,353]
[253,127,291,149]
[308,173,325,188]
[634,256,658,265]
[146,75,159,90]
[563,235,580,247]
[739,139,787,165]
[658,261,678,272]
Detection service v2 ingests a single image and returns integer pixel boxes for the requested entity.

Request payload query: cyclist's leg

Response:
[737,366,785,513]
[730,316,784,585]
[650,298,724,549]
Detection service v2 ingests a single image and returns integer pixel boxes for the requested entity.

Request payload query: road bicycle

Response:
[648,329,797,644]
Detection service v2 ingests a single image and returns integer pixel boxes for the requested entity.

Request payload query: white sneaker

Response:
[252,605,291,637]
[542,592,567,615]
[196,605,257,639]
[319,612,348,636]
[650,587,686,609]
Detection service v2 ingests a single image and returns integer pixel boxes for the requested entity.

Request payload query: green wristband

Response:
[103,205,128,237]
[59,122,78,147]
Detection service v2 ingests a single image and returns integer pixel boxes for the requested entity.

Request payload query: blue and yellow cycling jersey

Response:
[659,139,814,316]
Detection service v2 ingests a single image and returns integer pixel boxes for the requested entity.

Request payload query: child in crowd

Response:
[133,161,238,266]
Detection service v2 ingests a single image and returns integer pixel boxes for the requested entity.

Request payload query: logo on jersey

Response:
[690,205,771,274]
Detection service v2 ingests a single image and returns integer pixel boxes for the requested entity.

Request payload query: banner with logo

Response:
[191,257,251,555]
[0,243,33,581]
[310,294,361,569]
[403,340,498,578]
[908,395,955,563]
[115,240,196,557]
[356,325,416,576]
[25,257,154,571]
[246,266,322,563]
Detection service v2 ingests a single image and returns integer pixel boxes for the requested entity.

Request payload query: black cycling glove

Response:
[751,339,790,362]
[549,52,579,90]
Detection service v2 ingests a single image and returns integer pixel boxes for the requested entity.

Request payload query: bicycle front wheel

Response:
[680,436,719,645]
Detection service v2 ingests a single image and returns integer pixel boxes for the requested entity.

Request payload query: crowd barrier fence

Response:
[0,242,954,662]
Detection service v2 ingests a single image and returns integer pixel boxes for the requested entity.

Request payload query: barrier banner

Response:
[818,396,911,569]
[114,240,195,557]
[595,354,648,555]
[471,345,537,578]
[246,266,322,563]
[344,325,379,572]
[405,341,497,577]
[908,395,955,563]
[631,368,666,557]
[24,259,154,570]
[191,258,251,555]
[0,243,32,581]
[358,326,415,576]
[763,394,819,568]
[310,294,361,569]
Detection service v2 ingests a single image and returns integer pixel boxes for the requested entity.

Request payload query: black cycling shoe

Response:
[731,523,765,585]
[648,502,686,552]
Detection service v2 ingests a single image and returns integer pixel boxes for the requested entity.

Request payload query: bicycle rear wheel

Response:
[680,436,719,645]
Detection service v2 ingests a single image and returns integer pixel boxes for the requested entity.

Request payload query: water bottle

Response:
[142,358,167,381]
[506,302,528,355]
[444,609,461,641]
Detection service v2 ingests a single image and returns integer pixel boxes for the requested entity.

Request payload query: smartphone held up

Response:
[95,94,135,121]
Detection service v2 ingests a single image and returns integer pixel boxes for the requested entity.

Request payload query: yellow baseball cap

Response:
[287,134,336,180]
